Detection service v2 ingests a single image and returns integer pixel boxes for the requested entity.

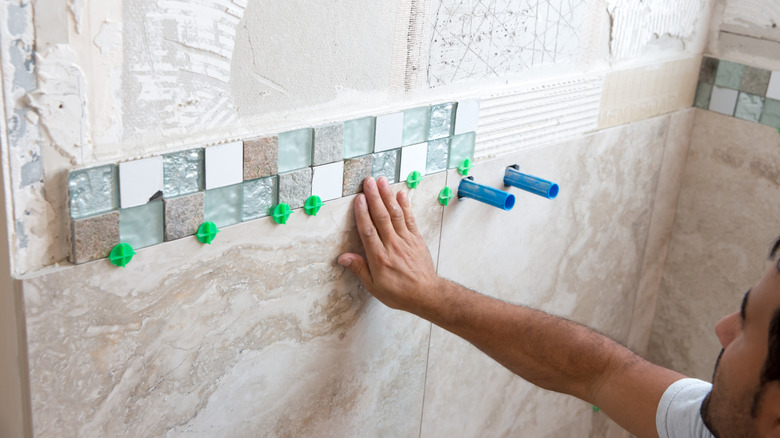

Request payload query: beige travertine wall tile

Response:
[647,110,780,380]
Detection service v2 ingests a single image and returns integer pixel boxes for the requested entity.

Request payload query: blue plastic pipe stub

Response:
[457,177,515,211]
[504,165,559,200]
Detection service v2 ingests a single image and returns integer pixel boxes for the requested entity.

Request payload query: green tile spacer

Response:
[458,158,473,176]
[109,243,136,268]
[196,221,220,244]
[304,195,323,216]
[593,406,600,412]
[406,171,422,189]
[438,186,453,206]
[273,203,292,224]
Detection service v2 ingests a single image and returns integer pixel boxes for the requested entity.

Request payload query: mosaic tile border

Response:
[68,100,481,265]
[693,57,780,128]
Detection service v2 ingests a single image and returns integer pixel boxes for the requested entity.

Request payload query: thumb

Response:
[338,253,372,286]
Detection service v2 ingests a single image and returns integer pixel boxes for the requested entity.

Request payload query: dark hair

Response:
[755,236,780,416]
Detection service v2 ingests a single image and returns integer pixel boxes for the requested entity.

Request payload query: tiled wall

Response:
[68,101,480,265]
[693,57,780,128]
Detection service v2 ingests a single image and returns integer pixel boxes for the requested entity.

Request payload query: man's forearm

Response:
[410,278,634,402]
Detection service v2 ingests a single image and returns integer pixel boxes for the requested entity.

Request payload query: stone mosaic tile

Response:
[759,98,780,127]
[69,164,118,219]
[312,162,344,202]
[163,192,204,241]
[426,138,449,175]
[740,66,771,96]
[278,168,312,209]
[374,112,404,153]
[163,149,203,198]
[278,128,313,174]
[693,82,713,110]
[714,60,744,90]
[709,86,738,116]
[428,102,456,140]
[343,116,375,158]
[698,57,719,84]
[243,136,278,180]
[70,211,120,264]
[734,92,764,123]
[448,132,476,169]
[343,155,373,196]
[402,106,430,146]
[204,184,243,228]
[243,176,277,221]
[313,124,343,165]
[120,200,164,250]
[205,142,244,190]
[371,150,399,184]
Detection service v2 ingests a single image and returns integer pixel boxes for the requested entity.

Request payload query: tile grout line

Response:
[417,170,450,438]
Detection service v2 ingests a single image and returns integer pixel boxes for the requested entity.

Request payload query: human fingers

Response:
[397,190,421,236]
[354,193,387,257]
[362,177,396,240]
[337,253,373,289]
[377,177,408,235]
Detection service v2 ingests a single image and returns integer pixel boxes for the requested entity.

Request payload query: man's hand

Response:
[337,176,441,312]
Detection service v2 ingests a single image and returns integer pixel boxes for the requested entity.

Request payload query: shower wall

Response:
[0,0,716,436]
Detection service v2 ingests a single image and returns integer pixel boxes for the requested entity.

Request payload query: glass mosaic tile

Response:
[448,132,476,169]
[453,99,480,135]
[119,157,164,209]
[343,116,376,158]
[767,71,780,101]
[399,143,427,182]
[734,92,764,123]
[402,106,430,146]
[119,200,164,250]
[278,128,314,173]
[204,183,243,228]
[69,164,118,219]
[698,57,719,84]
[371,150,399,184]
[426,138,449,174]
[312,162,344,202]
[693,82,713,110]
[243,176,277,221]
[759,98,780,128]
[740,66,771,96]
[163,148,203,198]
[714,60,744,90]
[428,103,456,140]
[709,86,738,116]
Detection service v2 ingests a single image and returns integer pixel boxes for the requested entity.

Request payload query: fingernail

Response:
[365,177,376,189]
[378,177,388,188]
[338,257,352,266]
[356,194,365,205]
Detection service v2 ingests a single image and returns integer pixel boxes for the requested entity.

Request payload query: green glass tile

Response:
[243,176,277,221]
[759,98,780,128]
[119,200,164,249]
[693,82,713,109]
[402,106,430,146]
[278,128,313,173]
[448,132,476,169]
[734,92,764,123]
[69,164,118,219]
[343,116,376,158]
[204,183,243,228]
[372,150,399,184]
[714,60,745,90]
[163,148,203,198]
[426,138,449,174]
[428,103,456,140]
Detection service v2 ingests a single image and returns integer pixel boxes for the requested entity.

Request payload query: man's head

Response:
[702,236,780,437]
